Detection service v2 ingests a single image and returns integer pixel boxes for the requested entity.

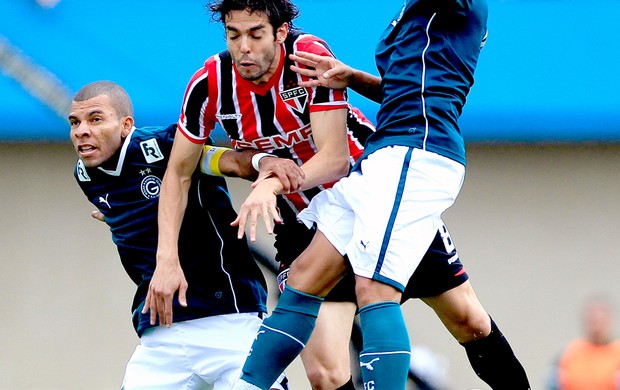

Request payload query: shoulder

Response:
[288,31,335,58]
[125,125,175,161]
[131,125,174,144]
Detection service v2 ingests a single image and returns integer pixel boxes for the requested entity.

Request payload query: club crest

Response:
[141,175,162,199]
[280,86,308,114]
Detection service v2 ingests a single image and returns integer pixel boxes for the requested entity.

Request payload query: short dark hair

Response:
[73,81,133,118]
[207,0,300,33]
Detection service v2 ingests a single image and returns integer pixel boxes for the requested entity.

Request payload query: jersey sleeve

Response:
[292,34,348,112]
[177,57,219,144]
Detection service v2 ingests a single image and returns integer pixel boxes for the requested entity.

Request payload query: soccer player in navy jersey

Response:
[231,1,532,389]
[69,81,292,389]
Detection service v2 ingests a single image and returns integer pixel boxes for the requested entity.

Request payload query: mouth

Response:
[239,59,256,69]
[78,144,97,157]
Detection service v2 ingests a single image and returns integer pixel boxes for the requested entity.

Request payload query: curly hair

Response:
[207,0,300,33]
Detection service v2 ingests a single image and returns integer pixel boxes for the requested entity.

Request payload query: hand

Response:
[253,156,305,194]
[289,51,353,89]
[90,210,105,222]
[231,177,283,242]
[142,260,188,327]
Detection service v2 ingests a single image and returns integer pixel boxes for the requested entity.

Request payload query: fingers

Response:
[255,159,305,193]
[157,293,167,327]
[142,280,182,327]
[230,214,246,239]
[231,206,279,242]
[91,210,105,222]
[289,51,323,66]
[289,64,319,78]
[178,282,188,308]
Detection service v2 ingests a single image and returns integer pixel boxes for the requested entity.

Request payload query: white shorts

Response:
[121,313,262,390]
[298,146,465,291]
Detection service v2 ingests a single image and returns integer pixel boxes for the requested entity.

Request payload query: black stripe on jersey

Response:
[217,51,240,137]
[254,91,279,137]
[186,75,210,135]
[288,32,339,106]
[347,112,374,146]
[283,35,310,124]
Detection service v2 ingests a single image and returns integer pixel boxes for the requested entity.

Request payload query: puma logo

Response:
[360,357,380,371]
[98,194,111,209]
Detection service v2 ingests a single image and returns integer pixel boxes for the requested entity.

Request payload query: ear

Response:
[120,116,134,138]
[275,22,289,44]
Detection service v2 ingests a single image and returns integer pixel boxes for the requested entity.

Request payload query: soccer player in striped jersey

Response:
[153,1,375,389]
[69,81,290,389]
[232,0,532,389]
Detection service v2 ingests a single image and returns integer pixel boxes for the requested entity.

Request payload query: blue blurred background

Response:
[1,0,618,143]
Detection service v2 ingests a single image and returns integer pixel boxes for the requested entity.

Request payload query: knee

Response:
[355,278,401,307]
[449,309,491,344]
[304,364,350,390]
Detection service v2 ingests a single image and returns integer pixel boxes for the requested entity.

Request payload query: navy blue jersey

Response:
[74,125,267,336]
[360,0,488,166]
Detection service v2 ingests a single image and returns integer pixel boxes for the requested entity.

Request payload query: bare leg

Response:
[421,281,490,343]
[300,301,357,389]
[422,281,530,389]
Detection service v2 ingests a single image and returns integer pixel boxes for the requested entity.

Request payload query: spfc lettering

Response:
[280,87,308,114]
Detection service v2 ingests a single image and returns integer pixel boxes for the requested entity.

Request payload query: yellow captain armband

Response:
[200,145,231,176]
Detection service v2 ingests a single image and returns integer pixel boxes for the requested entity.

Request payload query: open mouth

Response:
[78,145,97,156]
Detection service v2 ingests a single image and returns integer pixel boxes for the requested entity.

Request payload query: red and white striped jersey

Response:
[178,32,375,212]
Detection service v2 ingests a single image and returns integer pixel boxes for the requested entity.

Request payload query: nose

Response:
[239,36,251,54]
[72,122,91,138]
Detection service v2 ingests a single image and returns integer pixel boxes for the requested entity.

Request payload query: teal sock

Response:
[241,286,323,389]
[358,301,410,389]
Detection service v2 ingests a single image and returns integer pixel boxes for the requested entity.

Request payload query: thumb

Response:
[178,282,188,307]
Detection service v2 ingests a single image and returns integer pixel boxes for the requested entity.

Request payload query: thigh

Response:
[275,202,356,303]
[122,329,202,390]
[300,301,357,370]
[287,230,350,297]
[186,314,263,387]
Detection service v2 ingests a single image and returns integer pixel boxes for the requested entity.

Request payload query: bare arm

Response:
[206,146,305,193]
[289,51,383,103]
[146,131,203,327]
[232,108,351,242]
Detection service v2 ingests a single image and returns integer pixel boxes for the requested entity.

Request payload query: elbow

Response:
[333,155,350,180]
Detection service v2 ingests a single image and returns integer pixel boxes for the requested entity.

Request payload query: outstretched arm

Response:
[289,51,383,103]
[201,145,304,194]
[232,108,351,242]
[147,131,202,327]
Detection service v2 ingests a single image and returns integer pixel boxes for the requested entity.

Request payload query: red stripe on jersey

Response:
[178,58,218,143]
[310,102,349,112]
[205,57,220,137]
[233,70,260,141]
[177,124,206,144]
